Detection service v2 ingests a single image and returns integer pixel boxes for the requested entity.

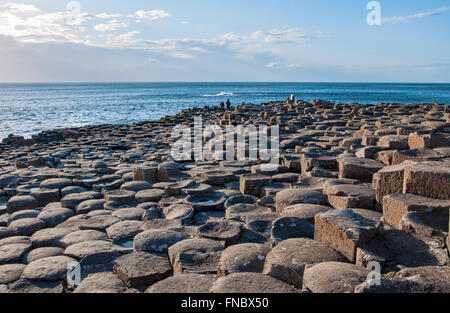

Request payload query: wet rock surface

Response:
[0,99,448,293]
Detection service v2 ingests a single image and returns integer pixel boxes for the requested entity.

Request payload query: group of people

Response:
[220,99,232,109]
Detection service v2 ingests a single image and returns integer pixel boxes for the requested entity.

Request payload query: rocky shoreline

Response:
[0,99,449,293]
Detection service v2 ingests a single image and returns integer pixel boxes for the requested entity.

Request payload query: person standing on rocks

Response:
[220,101,225,109]
[226,99,231,109]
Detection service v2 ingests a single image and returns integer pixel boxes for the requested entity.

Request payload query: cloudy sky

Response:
[0,0,449,82]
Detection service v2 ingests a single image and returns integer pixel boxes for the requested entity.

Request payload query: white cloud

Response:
[0,2,92,43]
[130,10,171,21]
[251,28,309,44]
[266,62,304,69]
[189,47,208,53]
[170,52,196,59]
[181,21,189,24]
[0,2,40,14]
[382,7,449,24]
[266,62,281,68]
[96,13,122,19]
[94,20,128,32]
[0,3,323,69]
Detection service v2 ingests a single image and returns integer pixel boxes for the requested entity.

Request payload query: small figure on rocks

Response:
[220,101,225,109]
[226,99,231,110]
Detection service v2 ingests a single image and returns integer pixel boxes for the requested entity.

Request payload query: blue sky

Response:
[0,0,449,82]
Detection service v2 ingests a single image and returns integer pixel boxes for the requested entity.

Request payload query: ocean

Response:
[0,82,449,140]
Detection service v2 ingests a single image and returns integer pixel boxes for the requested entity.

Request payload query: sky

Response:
[0,0,449,82]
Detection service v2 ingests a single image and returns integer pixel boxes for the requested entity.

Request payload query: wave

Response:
[200,92,233,97]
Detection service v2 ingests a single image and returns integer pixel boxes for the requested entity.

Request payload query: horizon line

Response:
[1,81,450,84]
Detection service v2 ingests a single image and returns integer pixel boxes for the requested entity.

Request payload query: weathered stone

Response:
[134,229,188,253]
[280,204,332,223]
[168,238,225,275]
[261,182,292,197]
[378,135,409,150]
[106,220,143,242]
[210,272,298,293]
[185,193,227,212]
[37,207,74,227]
[182,183,214,195]
[355,227,449,271]
[339,137,362,148]
[362,135,379,146]
[105,189,136,203]
[403,161,450,199]
[392,148,442,165]
[112,207,146,221]
[303,261,370,293]
[409,132,449,149]
[162,204,194,221]
[325,184,376,210]
[224,195,258,209]
[23,247,64,263]
[225,204,271,220]
[61,186,88,198]
[146,273,217,293]
[375,163,410,203]
[354,277,424,293]
[133,166,157,183]
[61,191,101,210]
[9,218,46,236]
[399,211,449,237]
[263,238,346,288]
[383,194,449,228]
[76,199,107,214]
[271,217,314,246]
[197,220,242,246]
[314,209,381,262]
[40,178,72,190]
[217,243,270,276]
[64,240,120,260]
[6,195,39,214]
[30,189,60,207]
[22,255,77,281]
[59,230,107,248]
[121,181,153,192]
[140,219,182,231]
[157,162,183,181]
[199,170,235,186]
[240,174,271,197]
[300,153,337,173]
[31,227,73,248]
[0,263,26,284]
[114,251,171,287]
[275,188,325,213]
[80,214,120,231]
[135,189,165,203]
[74,272,127,293]
[338,157,384,183]
[0,227,16,239]
[7,209,40,225]
[374,150,395,165]
[281,154,301,172]
[355,146,384,159]
[8,278,63,293]
[393,266,450,293]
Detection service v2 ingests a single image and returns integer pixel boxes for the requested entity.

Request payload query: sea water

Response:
[1,82,449,140]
